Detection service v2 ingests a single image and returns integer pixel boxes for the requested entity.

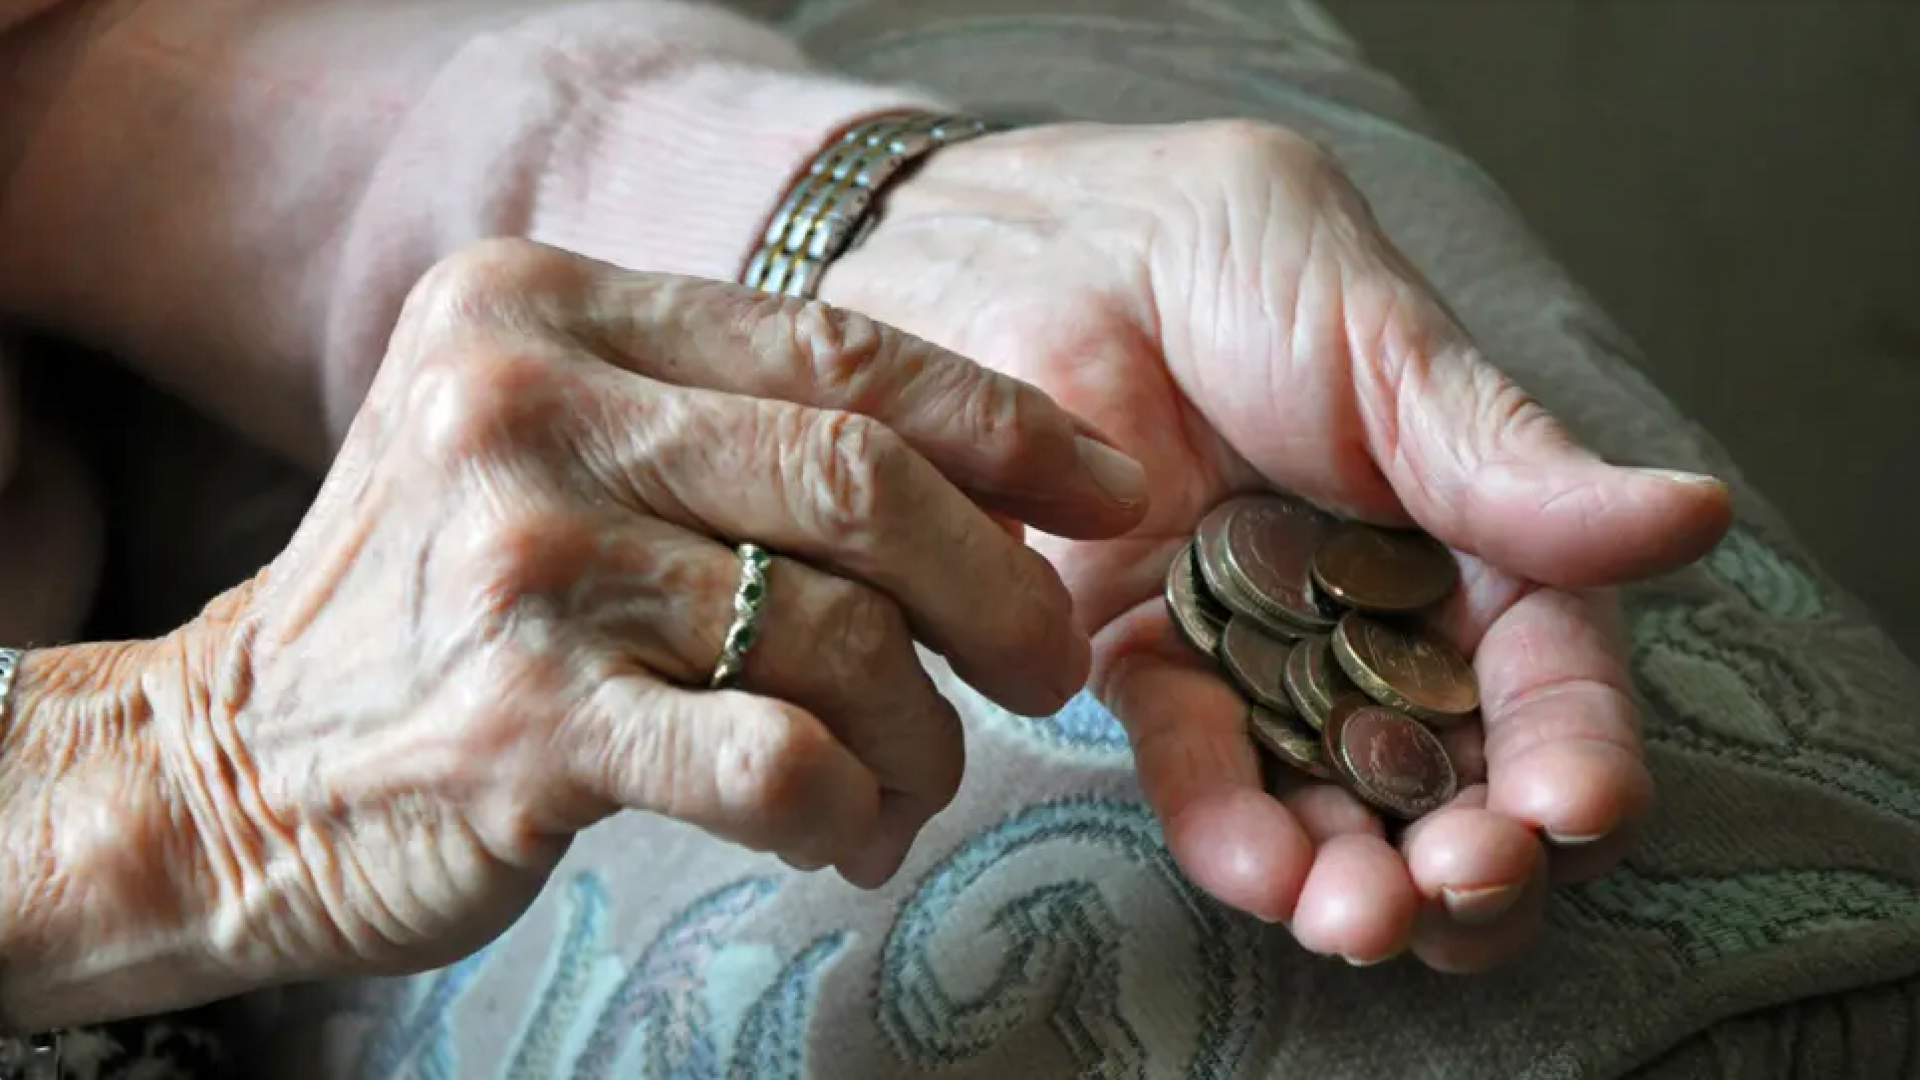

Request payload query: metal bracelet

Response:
[739,112,998,299]
[0,647,62,1080]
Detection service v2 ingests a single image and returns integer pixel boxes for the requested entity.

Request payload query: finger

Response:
[571,260,1149,538]
[1335,228,1734,587]
[1288,832,1422,965]
[1187,165,1730,588]
[1472,587,1652,877]
[1276,785,1424,964]
[1401,787,1544,931]
[576,516,967,885]
[601,382,1090,716]
[1092,591,1315,923]
[562,670,882,870]
[1409,853,1552,975]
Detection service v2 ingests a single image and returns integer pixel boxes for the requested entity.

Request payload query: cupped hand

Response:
[820,121,1734,971]
[174,240,1146,980]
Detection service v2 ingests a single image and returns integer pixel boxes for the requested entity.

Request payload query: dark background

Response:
[1331,0,1920,657]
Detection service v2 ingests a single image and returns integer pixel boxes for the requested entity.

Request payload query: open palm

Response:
[822,120,1731,970]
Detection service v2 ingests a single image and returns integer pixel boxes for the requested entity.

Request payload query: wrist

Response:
[0,625,243,1033]
[740,112,999,299]
[528,73,952,285]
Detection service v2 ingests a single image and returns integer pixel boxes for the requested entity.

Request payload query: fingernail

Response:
[1076,436,1148,508]
[1546,829,1606,846]
[1633,467,1726,490]
[1441,883,1522,926]
[1342,952,1392,968]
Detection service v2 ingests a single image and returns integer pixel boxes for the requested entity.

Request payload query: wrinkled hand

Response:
[821,121,1733,971]
[171,241,1145,980]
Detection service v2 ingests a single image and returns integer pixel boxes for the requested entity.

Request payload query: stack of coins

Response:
[1163,494,1474,822]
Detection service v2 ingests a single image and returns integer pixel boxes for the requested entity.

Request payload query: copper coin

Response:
[1249,705,1333,780]
[1164,542,1225,657]
[1331,614,1479,724]
[1283,633,1352,731]
[1321,695,1458,819]
[1283,640,1323,728]
[1311,524,1458,615]
[1187,543,1234,624]
[1194,499,1306,639]
[1194,497,1259,602]
[1220,618,1297,715]
[1221,496,1339,633]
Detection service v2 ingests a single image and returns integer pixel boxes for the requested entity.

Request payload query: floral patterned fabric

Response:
[52,0,1920,1076]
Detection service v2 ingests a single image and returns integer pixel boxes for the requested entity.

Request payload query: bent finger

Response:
[1093,587,1317,923]
[604,385,1090,716]
[1473,587,1652,875]
[562,670,882,871]
[581,268,1150,538]
[562,515,967,883]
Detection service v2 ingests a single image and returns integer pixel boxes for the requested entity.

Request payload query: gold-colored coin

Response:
[1320,694,1459,820]
[1164,542,1226,657]
[1220,617,1298,716]
[1219,496,1339,633]
[1195,499,1310,640]
[1330,613,1479,725]
[1283,633,1353,731]
[1249,705,1333,780]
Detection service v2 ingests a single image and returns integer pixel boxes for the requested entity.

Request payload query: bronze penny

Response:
[1283,639,1322,728]
[1164,542,1225,657]
[1311,524,1458,615]
[1249,705,1333,780]
[1331,614,1479,724]
[1220,617,1298,716]
[1220,496,1339,633]
[1187,543,1234,624]
[1194,498,1305,639]
[1194,497,1259,603]
[1321,696,1458,820]
[1284,633,1352,731]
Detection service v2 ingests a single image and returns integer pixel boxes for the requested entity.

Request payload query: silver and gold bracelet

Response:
[0,647,61,1080]
[739,111,998,299]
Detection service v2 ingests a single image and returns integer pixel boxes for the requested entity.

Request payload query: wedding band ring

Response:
[710,542,773,689]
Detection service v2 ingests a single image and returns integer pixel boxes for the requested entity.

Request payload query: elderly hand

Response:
[149,240,1146,983]
[820,120,1734,971]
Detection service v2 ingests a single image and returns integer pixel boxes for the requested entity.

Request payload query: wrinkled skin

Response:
[819,120,1733,970]
[5,243,1153,1030]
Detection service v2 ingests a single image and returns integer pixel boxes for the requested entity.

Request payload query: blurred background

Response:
[1326,0,1920,657]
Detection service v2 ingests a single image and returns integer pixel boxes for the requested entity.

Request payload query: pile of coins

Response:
[1164,495,1476,822]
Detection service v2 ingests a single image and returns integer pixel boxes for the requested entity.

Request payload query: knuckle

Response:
[1190,118,1330,173]
[1184,120,1358,208]
[786,300,893,406]
[794,409,911,546]
[719,706,835,818]
[399,239,583,342]
[945,369,1050,482]
[462,511,594,626]
[408,348,565,470]
[818,578,909,672]
[1002,556,1075,656]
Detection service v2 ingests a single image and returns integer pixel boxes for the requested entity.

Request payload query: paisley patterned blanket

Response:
[54,1,1920,1076]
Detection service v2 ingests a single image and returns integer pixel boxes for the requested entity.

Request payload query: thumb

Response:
[1359,309,1733,590]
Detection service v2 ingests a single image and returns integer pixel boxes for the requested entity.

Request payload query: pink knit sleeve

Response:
[0,0,949,460]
